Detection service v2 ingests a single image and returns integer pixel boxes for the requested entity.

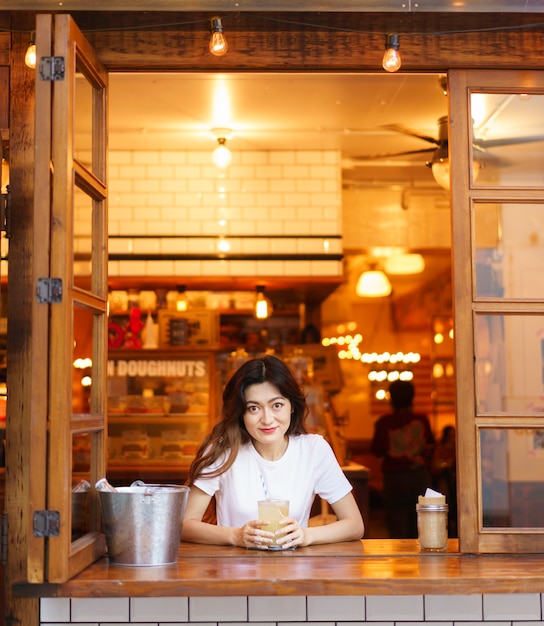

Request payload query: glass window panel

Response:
[74,67,93,172]
[73,185,93,284]
[474,202,544,299]
[475,313,544,414]
[480,428,544,528]
[72,303,102,542]
[73,303,94,414]
[72,433,91,541]
[471,92,544,187]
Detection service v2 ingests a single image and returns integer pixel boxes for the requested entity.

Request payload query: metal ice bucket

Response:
[98,483,189,566]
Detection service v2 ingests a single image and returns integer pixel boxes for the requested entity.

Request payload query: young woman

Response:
[181,355,364,549]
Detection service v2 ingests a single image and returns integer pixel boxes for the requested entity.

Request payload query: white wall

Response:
[40,592,544,626]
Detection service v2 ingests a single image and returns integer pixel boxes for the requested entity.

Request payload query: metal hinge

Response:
[33,510,60,538]
[1,511,7,565]
[39,56,65,81]
[36,277,63,303]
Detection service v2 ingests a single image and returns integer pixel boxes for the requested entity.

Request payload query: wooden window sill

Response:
[13,539,544,598]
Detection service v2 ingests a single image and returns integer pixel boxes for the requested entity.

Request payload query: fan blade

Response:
[351,147,435,161]
[381,124,441,147]
[473,148,509,167]
[474,134,544,149]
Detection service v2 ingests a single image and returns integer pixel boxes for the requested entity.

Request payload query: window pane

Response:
[73,185,93,285]
[72,434,91,541]
[474,202,544,299]
[74,66,94,174]
[471,93,544,187]
[475,313,544,413]
[481,428,544,528]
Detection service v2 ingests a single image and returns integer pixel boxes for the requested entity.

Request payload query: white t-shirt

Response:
[193,433,352,528]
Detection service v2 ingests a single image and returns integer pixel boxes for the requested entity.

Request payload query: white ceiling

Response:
[81,70,543,301]
[104,72,449,188]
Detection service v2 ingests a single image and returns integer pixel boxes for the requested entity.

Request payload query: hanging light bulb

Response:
[382,33,401,73]
[212,137,232,168]
[254,285,273,320]
[25,31,36,69]
[175,285,188,312]
[209,17,228,57]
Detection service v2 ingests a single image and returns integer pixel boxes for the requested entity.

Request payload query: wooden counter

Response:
[14,539,544,598]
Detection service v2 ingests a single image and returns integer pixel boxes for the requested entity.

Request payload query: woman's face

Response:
[243,381,292,450]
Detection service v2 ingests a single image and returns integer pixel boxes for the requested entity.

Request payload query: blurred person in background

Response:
[370,380,435,538]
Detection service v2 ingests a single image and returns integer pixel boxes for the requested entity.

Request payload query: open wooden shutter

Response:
[35,13,108,582]
[449,69,544,553]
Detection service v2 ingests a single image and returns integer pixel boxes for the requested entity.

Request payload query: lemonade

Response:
[257,499,289,550]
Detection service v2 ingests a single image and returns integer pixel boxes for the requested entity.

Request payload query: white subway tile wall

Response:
[103,149,343,278]
[40,594,544,626]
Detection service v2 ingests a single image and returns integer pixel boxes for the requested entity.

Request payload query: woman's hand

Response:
[235,520,274,550]
[274,516,305,549]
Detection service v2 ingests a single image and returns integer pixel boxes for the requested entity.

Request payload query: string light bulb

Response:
[382,33,401,73]
[254,285,273,320]
[209,17,228,57]
[25,31,36,69]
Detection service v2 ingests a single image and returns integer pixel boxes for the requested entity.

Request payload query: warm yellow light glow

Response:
[209,17,228,57]
[1,158,9,194]
[255,286,272,320]
[382,34,401,72]
[175,285,188,312]
[25,32,36,69]
[217,238,231,253]
[356,270,392,297]
[433,363,445,378]
[384,253,425,275]
[212,140,232,168]
[73,358,92,369]
[434,332,445,344]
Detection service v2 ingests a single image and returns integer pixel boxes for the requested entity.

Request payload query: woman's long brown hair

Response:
[186,355,308,486]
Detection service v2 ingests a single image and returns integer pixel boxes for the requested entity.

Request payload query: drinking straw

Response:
[260,472,269,499]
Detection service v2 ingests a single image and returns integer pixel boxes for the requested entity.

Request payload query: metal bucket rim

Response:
[112,484,190,494]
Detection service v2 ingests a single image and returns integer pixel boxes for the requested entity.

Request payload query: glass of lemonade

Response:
[257,499,289,550]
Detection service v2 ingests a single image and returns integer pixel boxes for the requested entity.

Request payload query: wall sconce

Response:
[25,31,36,69]
[175,284,188,312]
[356,269,392,298]
[209,17,228,57]
[254,285,273,320]
[382,33,401,73]
[211,128,233,168]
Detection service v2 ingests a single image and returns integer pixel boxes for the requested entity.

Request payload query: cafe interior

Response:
[73,69,459,535]
[5,58,542,538]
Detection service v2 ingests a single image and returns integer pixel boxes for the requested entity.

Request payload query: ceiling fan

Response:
[351,114,544,190]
